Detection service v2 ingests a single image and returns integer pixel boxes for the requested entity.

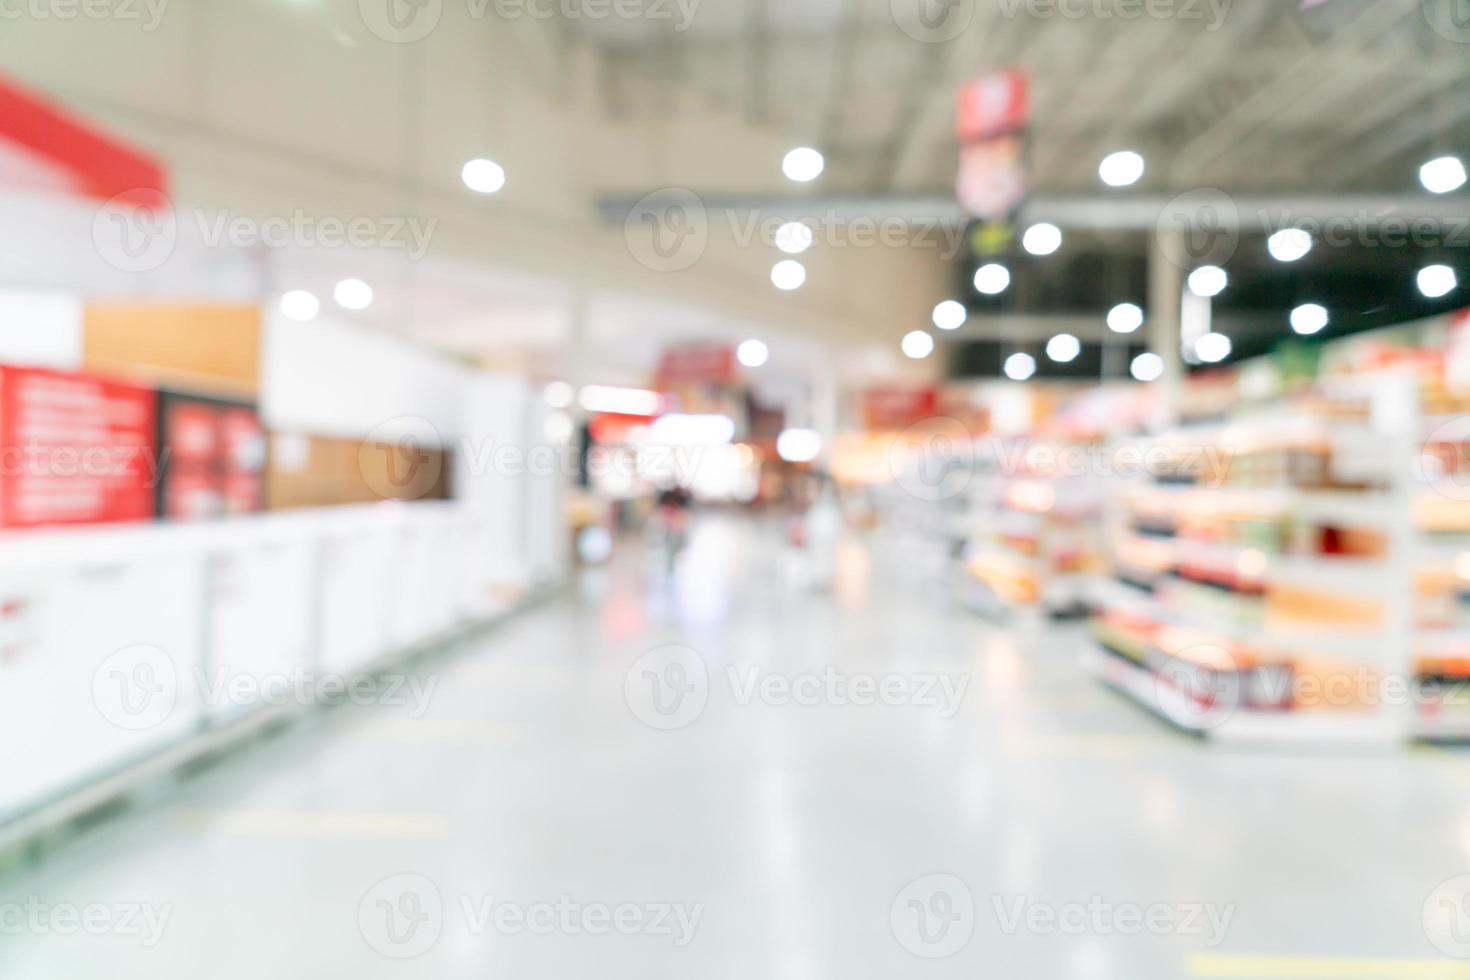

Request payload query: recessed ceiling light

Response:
[902,330,935,359]
[461,158,506,194]
[1046,333,1081,363]
[1421,156,1468,195]
[1267,228,1313,263]
[1022,223,1063,256]
[775,222,814,255]
[1196,332,1232,363]
[1131,352,1164,382]
[974,263,1011,295]
[782,147,825,183]
[771,260,807,291]
[932,300,967,331]
[737,339,770,368]
[1290,303,1329,336]
[280,290,320,322]
[1107,302,1144,334]
[1099,150,1145,187]
[333,278,373,310]
[1419,264,1458,299]
[1004,352,1037,381]
[1188,265,1228,298]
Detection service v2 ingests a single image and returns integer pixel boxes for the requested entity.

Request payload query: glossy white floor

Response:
[4,515,1470,978]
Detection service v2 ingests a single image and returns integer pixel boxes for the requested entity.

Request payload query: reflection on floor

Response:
[3,515,1469,978]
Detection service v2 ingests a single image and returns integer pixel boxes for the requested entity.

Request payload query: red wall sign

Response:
[656,344,737,387]
[0,366,159,529]
[863,387,940,430]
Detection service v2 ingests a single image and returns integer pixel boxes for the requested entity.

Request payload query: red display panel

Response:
[157,393,266,521]
[0,366,159,528]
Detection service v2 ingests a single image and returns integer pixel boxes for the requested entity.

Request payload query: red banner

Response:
[956,68,1030,143]
[0,366,158,528]
[0,74,167,204]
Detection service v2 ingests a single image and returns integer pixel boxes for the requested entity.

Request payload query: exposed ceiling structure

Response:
[567,0,1470,197]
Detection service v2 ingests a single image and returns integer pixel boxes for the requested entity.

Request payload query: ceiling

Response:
[566,0,1470,197]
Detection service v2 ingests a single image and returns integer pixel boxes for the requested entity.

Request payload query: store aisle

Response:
[3,516,1468,979]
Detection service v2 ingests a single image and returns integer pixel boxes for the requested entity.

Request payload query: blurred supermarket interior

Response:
[3,0,1470,977]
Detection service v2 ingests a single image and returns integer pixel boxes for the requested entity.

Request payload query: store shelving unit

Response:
[950,440,1104,622]
[1086,372,1443,748]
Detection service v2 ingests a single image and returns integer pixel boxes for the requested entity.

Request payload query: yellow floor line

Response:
[176,808,449,840]
[1190,954,1470,978]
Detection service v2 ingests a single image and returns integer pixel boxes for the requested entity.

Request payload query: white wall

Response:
[261,312,467,446]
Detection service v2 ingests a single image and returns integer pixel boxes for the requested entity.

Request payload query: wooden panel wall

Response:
[83,303,260,397]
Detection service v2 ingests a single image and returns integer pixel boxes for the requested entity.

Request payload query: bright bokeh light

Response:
[1045,333,1081,363]
[579,385,661,416]
[1188,265,1228,297]
[649,413,737,446]
[776,428,822,463]
[1004,352,1037,381]
[1267,228,1313,263]
[1107,302,1144,334]
[1290,303,1329,336]
[737,339,770,368]
[775,222,814,254]
[543,381,575,408]
[333,278,373,310]
[771,260,807,291]
[1131,352,1164,382]
[1196,332,1232,363]
[782,147,824,183]
[280,290,320,322]
[1421,156,1468,195]
[974,263,1011,295]
[1419,264,1458,299]
[1099,150,1145,187]
[902,330,935,359]
[932,300,967,331]
[1022,223,1063,256]
[461,158,506,194]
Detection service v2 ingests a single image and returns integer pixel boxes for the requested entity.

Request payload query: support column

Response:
[1148,228,1186,427]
